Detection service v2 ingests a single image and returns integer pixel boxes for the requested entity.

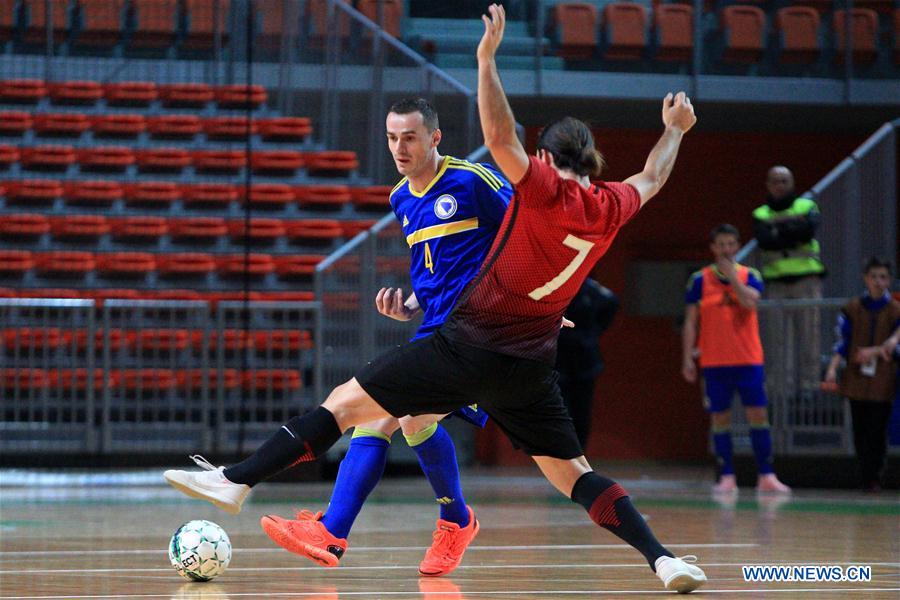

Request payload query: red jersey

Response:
[444,155,641,363]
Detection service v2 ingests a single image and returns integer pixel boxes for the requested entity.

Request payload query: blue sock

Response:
[405,423,469,527]
[320,429,390,539]
[712,429,734,476]
[750,424,774,475]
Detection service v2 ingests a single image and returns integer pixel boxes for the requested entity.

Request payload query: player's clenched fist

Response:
[375,287,419,322]
[662,91,697,134]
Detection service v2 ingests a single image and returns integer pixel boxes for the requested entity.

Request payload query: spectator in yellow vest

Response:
[824,257,900,492]
[752,166,826,396]
[682,224,791,494]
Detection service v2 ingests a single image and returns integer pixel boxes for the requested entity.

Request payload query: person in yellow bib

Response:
[752,166,826,395]
[682,224,792,494]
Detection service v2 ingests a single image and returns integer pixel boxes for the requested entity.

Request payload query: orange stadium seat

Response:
[24,0,69,44]
[0,111,33,135]
[50,214,110,239]
[304,150,358,176]
[15,287,82,299]
[294,184,351,209]
[776,7,820,64]
[0,0,18,42]
[96,252,156,277]
[251,150,304,175]
[182,182,239,207]
[256,291,315,302]
[64,180,124,205]
[834,9,878,64]
[34,113,91,137]
[227,218,286,241]
[215,84,267,109]
[49,368,109,391]
[147,289,203,300]
[243,183,295,207]
[0,79,47,103]
[285,219,344,243]
[357,0,403,37]
[553,3,598,60]
[258,117,312,141]
[203,116,256,140]
[193,149,246,174]
[242,369,301,391]
[216,253,275,277]
[0,214,50,238]
[170,217,227,240]
[76,0,125,46]
[130,0,178,47]
[48,80,103,104]
[306,0,351,40]
[351,185,391,210]
[274,255,322,279]
[184,0,230,49]
[147,114,202,139]
[109,216,168,240]
[2,368,50,389]
[104,81,158,106]
[196,330,250,352]
[21,145,76,170]
[0,250,34,274]
[115,369,177,391]
[129,328,190,351]
[159,83,214,107]
[178,368,240,391]
[35,251,96,275]
[0,144,18,168]
[157,252,216,277]
[5,179,62,203]
[719,5,766,64]
[341,220,377,237]
[124,181,181,206]
[253,330,313,352]
[602,2,647,60]
[91,114,146,138]
[136,147,191,172]
[654,4,693,62]
[78,146,135,172]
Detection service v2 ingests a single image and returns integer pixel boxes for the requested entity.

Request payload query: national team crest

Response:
[434,194,457,220]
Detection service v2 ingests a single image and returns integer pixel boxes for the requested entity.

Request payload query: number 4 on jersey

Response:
[528,235,594,300]
[424,241,434,274]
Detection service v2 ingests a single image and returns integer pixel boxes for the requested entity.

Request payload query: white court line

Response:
[2,589,900,599]
[0,542,759,557]
[2,561,898,575]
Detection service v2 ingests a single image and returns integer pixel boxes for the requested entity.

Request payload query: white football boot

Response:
[655,555,707,593]
[164,455,250,515]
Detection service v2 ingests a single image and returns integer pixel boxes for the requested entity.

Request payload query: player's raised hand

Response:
[375,287,417,321]
[477,3,506,62]
[662,91,697,134]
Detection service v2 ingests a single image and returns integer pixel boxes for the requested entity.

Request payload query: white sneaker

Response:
[655,555,707,594]
[164,455,251,515]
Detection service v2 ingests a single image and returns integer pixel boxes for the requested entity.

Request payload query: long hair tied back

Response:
[536,117,605,178]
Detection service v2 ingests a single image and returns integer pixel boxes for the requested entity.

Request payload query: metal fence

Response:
[0,298,321,454]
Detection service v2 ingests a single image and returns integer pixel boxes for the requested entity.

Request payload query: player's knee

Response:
[710,410,732,429]
[399,415,438,438]
[355,417,400,438]
[745,406,768,426]
[322,379,377,430]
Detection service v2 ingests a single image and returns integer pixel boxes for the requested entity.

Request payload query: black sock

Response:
[571,472,673,570]
[224,407,342,487]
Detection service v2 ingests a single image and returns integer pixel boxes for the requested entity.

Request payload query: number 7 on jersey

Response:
[528,235,594,301]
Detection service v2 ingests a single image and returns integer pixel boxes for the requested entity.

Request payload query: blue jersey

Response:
[391,155,512,340]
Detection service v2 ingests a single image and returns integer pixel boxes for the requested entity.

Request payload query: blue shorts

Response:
[702,365,767,413]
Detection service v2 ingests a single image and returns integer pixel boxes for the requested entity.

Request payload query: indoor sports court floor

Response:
[1,464,898,599]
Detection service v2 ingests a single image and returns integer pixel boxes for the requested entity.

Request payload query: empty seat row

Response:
[552,3,893,64]
[3,326,313,352]
[0,250,325,278]
[0,80,267,108]
[0,180,387,210]
[0,146,358,175]
[0,214,366,242]
[0,367,303,391]
[0,286,317,305]
[0,113,312,141]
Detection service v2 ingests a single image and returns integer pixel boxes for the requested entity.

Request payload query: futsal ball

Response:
[168,520,232,582]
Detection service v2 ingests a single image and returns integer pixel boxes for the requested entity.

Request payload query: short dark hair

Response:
[710,223,740,242]
[388,97,439,132]
[863,255,892,275]
[536,117,605,178]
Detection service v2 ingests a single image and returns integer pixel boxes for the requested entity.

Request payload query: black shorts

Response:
[355,330,583,459]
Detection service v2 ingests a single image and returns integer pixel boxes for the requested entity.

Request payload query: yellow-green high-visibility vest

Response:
[752,197,826,281]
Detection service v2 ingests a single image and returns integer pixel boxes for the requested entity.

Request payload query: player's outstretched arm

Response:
[477,4,529,185]
[624,92,697,207]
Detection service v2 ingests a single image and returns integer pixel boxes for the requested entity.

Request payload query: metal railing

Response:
[0,298,321,454]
